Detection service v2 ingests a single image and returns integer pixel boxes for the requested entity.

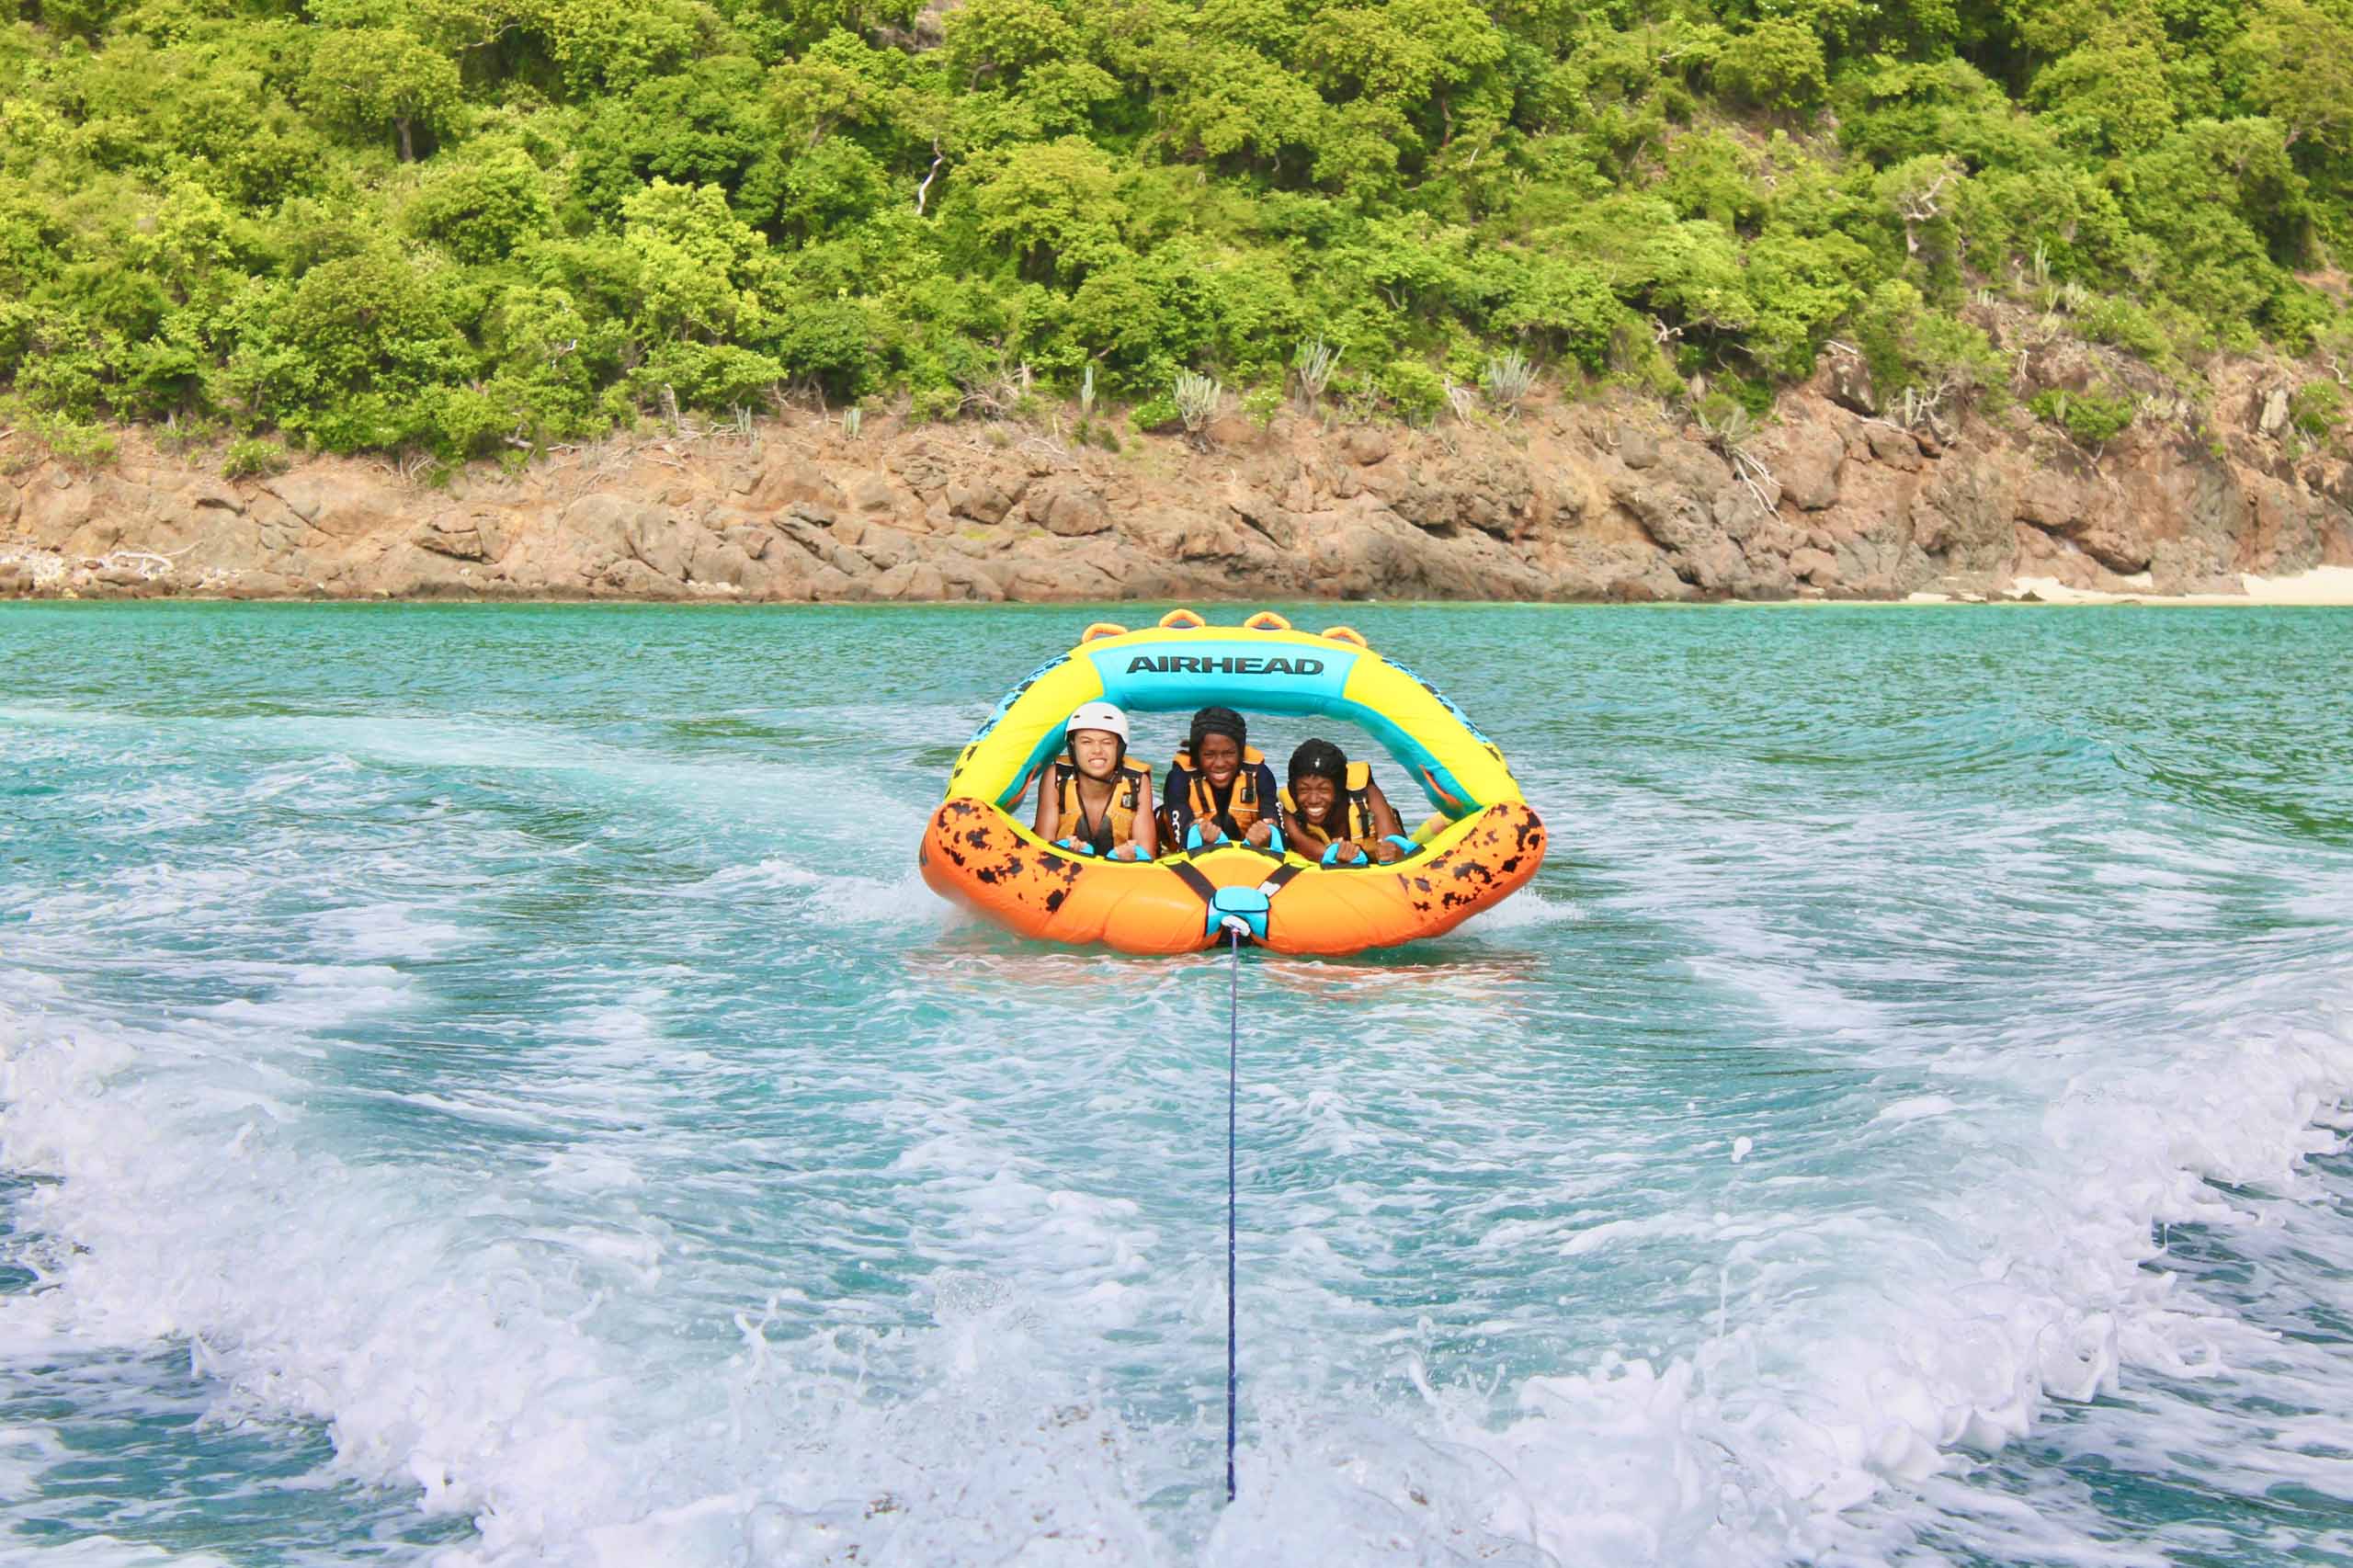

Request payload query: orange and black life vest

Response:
[1171,744,1266,838]
[1280,761,1376,856]
[1053,759,1152,853]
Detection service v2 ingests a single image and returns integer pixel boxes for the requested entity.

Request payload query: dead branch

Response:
[1732,451,1779,516]
[915,142,947,216]
[1898,172,1952,256]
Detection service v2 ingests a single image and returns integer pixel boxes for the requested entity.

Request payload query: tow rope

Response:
[1221,915,1248,1503]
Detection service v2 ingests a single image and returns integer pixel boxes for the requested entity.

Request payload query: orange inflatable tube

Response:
[917,611,1546,956]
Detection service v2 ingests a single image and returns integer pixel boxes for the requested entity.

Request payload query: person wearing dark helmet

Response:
[1032,702,1158,859]
[1162,706,1281,852]
[1280,737,1411,865]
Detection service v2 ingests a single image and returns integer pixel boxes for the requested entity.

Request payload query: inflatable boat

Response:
[917,610,1546,955]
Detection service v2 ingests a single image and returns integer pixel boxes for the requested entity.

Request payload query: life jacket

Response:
[1171,744,1266,838]
[1054,758,1152,854]
[1280,761,1375,856]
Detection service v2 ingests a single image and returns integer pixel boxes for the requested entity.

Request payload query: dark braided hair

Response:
[1188,706,1247,756]
[1288,737,1347,788]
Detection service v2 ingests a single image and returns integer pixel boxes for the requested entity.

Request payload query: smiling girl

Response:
[1280,737,1408,864]
[1161,706,1280,852]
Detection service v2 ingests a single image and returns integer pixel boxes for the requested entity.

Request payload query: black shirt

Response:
[1161,758,1279,844]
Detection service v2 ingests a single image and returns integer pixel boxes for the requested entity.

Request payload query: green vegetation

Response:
[2290,379,2346,438]
[2029,385,2138,446]
[221,434,291,476]
[1,0,2348,460]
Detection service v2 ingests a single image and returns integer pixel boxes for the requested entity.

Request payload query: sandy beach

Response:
[1984,565,2353,606]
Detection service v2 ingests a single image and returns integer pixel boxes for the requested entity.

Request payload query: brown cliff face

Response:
[4,376,2348,604]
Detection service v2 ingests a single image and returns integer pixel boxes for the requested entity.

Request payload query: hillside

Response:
[3,0,2352,475]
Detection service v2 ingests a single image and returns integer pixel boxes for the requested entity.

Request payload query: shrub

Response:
[2289,381,2345,440]
[2266,284,2338,356]
[414,383,512,460]
[1130,393,1181,432]
[1499,259,1630,373]
[632,342,786,414]
[2029,386,2136,446]
[1718,371,1775,417]
[774,301,877,401]
[1853,280,2008,407]
[222,437,290,479]
[264,251,475,411]
[3,400,117,469]
[1376,358,1448,423]
[892,381,954,423]
[2075,297,2174,365]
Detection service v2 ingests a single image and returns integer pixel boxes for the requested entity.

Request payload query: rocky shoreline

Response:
[6,367,2349,606]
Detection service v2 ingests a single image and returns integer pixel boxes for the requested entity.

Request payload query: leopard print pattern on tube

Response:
[923,797,1090,916]
[924,796,1548,951]
[1393,802,1546,926]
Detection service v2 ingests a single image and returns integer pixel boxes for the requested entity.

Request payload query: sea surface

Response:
[0,601,2348,1568]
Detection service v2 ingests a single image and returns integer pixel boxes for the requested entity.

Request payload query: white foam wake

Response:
[3,944,2347,1566]
[3,734,2350,1568]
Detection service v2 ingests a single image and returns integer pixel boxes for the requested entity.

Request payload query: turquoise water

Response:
[0,601,2348,1567]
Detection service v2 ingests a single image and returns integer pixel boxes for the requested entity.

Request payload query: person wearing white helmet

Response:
[1030,701,1158,859]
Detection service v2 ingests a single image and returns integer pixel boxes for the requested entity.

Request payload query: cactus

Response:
[1481,349,1536,413]
[1291,339,1340,410]
[1174,370,1222,435]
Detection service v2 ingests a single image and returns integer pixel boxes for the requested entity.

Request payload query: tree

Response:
[1716,19,1827,112]
[2028,18,2177,157]
[620,179,773,340]
[1495,256,1625,369]
[942,0,1081,88]
[1153,42,1329,170]
[532,0,707,94]
[408,148,555,262]
[965,136,1128,281]
[1304,0,1506,151]
[2237,0,2353,155]
[303,28,460,162]
[2121,119,2310,325]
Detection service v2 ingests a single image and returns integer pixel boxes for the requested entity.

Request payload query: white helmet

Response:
[1064,701,1131,744]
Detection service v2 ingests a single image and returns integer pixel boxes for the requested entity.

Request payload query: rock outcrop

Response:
[5,377,2349,603]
